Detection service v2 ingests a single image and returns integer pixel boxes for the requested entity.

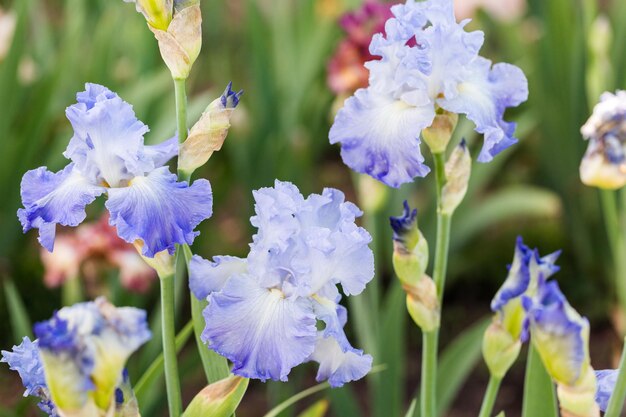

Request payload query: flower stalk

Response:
[478,376,502,417]
[421,151,452,417]
[160,272,183,417]
[604,337,626,417]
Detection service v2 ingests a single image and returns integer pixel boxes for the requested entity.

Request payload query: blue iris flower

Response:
[189,180,374,387]
[329,0,528,187]
[18,83,213,257]
[595,369,618,412]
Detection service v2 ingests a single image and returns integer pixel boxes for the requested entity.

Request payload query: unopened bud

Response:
[422,109,458,154]
[390,201,429,286]
[149,2,202,80]
[133,242,175,278]
[182,375,249,417]
[405,276,440,332]
[441,140,471,215]
[179,83,243,175]
[557,367,600,417]
[482,320,521,379]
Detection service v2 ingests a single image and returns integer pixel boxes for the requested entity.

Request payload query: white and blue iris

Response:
[1,337,58,417]
[33,298,150,413]
[18,83,213,257]
[329,0,528,188]
[189,180,374,387]
[491,236,561,316]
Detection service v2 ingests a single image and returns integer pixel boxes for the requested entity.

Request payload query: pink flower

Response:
[327,0,394,95]
[39,215,156,293]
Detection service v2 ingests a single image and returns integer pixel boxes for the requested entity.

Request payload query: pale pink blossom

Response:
[454,0,527,22]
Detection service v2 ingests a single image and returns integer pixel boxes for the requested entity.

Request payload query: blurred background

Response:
[0,0,625,416]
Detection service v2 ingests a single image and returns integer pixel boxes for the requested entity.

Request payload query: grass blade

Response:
[3,279,33,342]
[521,345,558,417]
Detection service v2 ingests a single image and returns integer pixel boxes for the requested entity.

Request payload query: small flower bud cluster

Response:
[390,202,439,332]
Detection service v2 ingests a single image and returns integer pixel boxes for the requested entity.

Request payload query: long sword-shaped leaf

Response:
[521,346,558,417]
[3,279,33,341]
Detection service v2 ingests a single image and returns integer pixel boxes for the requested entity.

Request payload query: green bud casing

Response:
[482,321,521,379]
[405,276,440,332]
[182,375,249,417]
[441,140,471,215]
[422,110,458,154]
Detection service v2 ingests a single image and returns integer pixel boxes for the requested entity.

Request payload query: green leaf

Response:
[296,399,329,417]
[404,400,417,417]
[521,346,558,417]
[263,382,330,417]
[3,279,33,342]
[135,320,194,405]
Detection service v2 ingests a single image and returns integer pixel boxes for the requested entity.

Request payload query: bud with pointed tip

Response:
[422,109,459,154]
[405,275,440,332]
[178,83,243,175]
[390,201,429,287]
[182,375,249,417]
[441,140,471,215]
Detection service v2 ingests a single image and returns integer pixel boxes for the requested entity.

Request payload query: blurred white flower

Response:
[454,0,526,22]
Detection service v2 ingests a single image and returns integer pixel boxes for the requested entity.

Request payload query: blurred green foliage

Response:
[1,0,625,416]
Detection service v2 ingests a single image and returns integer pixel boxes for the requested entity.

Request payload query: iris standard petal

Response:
[106,166,213,257]
[18,164,105,251]
[189,255,248,300]
[329,88,434,188]
[201,274,317,382]
[309,333,373,388]
[143,136,179,167]
[439,58,528,162]
[1,337,47,398]
[64,83,151,187]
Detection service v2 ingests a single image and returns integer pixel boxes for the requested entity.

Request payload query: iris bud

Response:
[441,140,471,215]
[405,275,440,332]
[133,242,175,278]
[178,83,243,175]
[422,109,458,154]
[390,201,429,287]
[182,375,249,417]
[123,0,172,30]
[482,320,521,379]
[557,367,600,417]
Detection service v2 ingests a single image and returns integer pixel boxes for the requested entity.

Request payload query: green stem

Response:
[478,376,502,417]
[174,78,188,146]
[605,337,626,417]
[420,152,452,417]
[600,189,626,333]
[61,276,82,306]
[160,273,183,417]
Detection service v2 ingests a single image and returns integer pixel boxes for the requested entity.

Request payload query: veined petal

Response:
[439,58,528,162]
[308,333,372,388]
[106,167,213,257]
[189,255,247,300]
[64,83,151,188]
[201,275,317,382]
[1,337,47,398]
[18,164,105,251]
[329,88,434,188]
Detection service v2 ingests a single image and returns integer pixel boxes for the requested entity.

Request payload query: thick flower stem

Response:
[174,78,188,146]
[420,152,452,417]
[605,337,626,417]
[600,189,626,333]
[160,272,183,417]
[478,376,502,417]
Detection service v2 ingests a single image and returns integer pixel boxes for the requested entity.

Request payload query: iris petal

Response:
[309,333,373,388]
[106,166,213,257]
[202,275,317,382]
[330,88,434,188]
[18,164,105,251]
[189,255,247,300]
